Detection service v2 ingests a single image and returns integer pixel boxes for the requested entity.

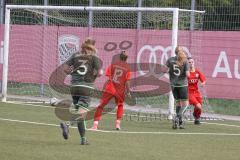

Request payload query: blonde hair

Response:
[176,50,187,66]
[81,37,96,55]
[84,37,96,46]
[175,46,183,55]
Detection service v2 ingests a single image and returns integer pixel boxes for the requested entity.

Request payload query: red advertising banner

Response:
[0,25,239,99]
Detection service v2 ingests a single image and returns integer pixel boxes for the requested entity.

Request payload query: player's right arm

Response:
[63,63,73,74]
[63,59,74,75]
[92,55,103,77]
[165,58,170,72]
[105,65,112,79]
[125,80,131,98]
[63,53,75,74]
[125,71,132,97]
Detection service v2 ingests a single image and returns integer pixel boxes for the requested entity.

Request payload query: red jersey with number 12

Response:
[104,61,131,95]
[188,69,206,93]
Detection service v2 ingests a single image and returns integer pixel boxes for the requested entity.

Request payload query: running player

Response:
[91,51,131,130]
[188,57,206,125]
[60,37,102,145]
[166,46,190,129]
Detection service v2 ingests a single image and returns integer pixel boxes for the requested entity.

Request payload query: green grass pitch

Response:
[0,102,240,160]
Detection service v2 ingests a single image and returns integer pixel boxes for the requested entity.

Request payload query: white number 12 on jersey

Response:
[113,68,123,83]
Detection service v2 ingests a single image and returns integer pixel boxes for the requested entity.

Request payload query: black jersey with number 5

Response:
[166,56,189,87]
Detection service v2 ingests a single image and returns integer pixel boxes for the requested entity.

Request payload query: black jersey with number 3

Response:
[166,56,189,87]
[66,52,102,84]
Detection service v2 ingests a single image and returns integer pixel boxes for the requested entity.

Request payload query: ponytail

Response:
[175,46,183,55]
[81,41,96,55]
[176,50,187,66]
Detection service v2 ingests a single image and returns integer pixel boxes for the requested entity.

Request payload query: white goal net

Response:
[1,5,217,120]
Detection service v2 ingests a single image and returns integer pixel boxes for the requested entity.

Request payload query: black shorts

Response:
[70,85,94,107]
[171,86,188,101]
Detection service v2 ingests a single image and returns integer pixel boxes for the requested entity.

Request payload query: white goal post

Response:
[1,5,205,118]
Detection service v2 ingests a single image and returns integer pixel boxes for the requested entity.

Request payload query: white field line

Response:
[201,122,240,128]
[5,101,116,114]
[0,117,240,136]
[7,101,56,108]
[3,101,240,128]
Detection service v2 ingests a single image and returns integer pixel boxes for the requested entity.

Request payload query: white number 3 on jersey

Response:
[76,60,88,75]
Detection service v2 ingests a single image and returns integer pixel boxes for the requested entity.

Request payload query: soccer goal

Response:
[1,5,212,119]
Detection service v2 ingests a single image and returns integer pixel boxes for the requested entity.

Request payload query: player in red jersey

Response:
[188,57,206,125]
[91,51,131,130]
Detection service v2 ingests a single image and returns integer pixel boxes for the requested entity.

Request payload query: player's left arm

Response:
[198,70,206,86]
[125,71,132,97]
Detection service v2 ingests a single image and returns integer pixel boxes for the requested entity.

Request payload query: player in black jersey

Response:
[60,38,102,145]
[166,46,190,129]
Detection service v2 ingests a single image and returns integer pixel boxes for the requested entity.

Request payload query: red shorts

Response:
[189,91,202,106]
[100,89,125,106]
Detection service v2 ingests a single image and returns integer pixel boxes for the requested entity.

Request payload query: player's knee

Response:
[77,117,84,122]
[196,103,202,110]
[117,103,123,108]
[176,101,181,106]
[97,104,105,110]
[100,100,111,109]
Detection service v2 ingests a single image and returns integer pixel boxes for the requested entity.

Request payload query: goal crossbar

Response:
[5,5,205,13]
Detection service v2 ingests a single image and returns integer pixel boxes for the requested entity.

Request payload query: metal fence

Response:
[0,0,240,31]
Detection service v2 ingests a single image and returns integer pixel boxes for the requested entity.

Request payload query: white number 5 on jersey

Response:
[173,64,181,76]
